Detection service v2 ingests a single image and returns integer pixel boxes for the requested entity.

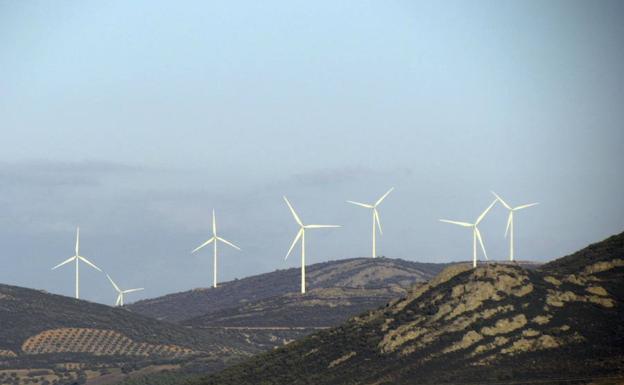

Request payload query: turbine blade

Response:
[191,237,215,253]
[52,256,76,270]
[476,199,497,225]
[283,196,303,226]
[106,274,121,292]
[123,288,144,294]
[304,224,341,228]
[285,229,303,260]
[439,219,473,227]
[374,209,383,235]
[115,294,121,306]
[217,236,241,250]
[491,191,511,210]
[75,227,80,256]
[505,212,513,238]
[79,256,102,271]
[346,200,373,209]
[476,227,488,260]
[212,209,217,235]
[514,202,539,211]
[375,187,394,206]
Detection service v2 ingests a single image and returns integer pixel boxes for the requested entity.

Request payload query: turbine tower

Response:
[283,196,340,294]
[440,199,497,268]
[106,274,144,306]
[192,209,240,288]
[491,192,539,261]
[52,227,101,299]
[347,187,394,258]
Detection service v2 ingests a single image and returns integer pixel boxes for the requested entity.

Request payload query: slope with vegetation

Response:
[0,284,264,385]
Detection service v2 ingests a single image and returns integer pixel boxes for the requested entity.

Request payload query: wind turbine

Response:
[191,209,240,288]
[347,187,394,258]
[106,274,143,306]
[491,192,539,261]
[51,227,101,299]
[440,199,497,268]
[283,196,340,294]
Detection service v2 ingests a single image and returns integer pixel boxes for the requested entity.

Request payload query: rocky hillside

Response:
[191,232,624,385]
[129,257,446,323]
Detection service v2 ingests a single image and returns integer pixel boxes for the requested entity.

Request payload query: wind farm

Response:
[5,220,622,385]
[2,1,623,384]
[6,181,624,385]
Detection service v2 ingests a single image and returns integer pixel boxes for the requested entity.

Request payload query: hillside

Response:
[0,257,448,385]
[191,232,624,385]
[129,257,446,323]
[0,284,272,385]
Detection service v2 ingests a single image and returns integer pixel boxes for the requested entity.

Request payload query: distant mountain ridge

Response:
[190,232,624,385]
[128,257,447,323]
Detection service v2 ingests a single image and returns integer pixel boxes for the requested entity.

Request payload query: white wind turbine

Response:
[52,227,102,299]
[191,209,240,288]
[106,274,144,306]
[491,192,539,261]
[283,196,340,294]
[440,199,497,268]
[347,187,394,258]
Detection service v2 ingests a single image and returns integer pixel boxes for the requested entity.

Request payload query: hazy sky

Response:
[1,1,623,304]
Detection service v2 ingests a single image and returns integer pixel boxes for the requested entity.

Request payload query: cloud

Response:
[0,160,144,188]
